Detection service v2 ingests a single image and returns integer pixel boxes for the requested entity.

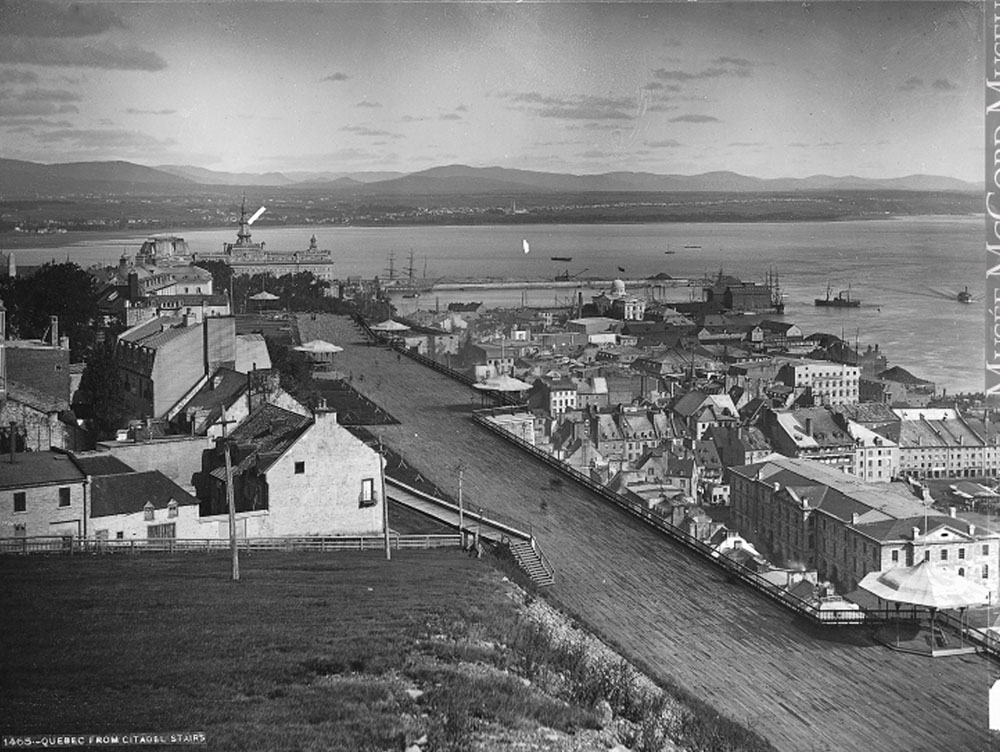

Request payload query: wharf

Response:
[297,313,994,752]
[427,277,697,291]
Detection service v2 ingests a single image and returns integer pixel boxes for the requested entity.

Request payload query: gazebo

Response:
[249,290,280,311]
[369,319,410,344]
[472,373,533,406]
[293,339,344,370]
[859,560,991,656]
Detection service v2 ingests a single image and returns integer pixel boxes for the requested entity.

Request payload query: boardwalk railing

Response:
[387,477,533,540]
[0,534,461,556]
[471,407,991,636]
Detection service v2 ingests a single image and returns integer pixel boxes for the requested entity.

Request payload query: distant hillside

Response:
[0,158,194,197]
[0,158,980,199]
[155,165,295,186]
[359,165,979,196]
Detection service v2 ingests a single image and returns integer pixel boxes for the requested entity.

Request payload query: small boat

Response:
[550,256,572,262]
[815,283,861,308]
[958,287,973,303]
[684,244,701,249]
[664,249,676,254]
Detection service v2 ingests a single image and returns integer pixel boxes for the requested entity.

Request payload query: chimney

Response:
[949,506,957,518]
[969,523,976,535]
[912,526,921,541]
[9,421,16,464]
[127,272,140,301]
[851,512,860,524]
[50,315,58,347]
[805,417,813,436]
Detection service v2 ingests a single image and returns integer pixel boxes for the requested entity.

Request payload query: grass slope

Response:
[0,552,774,752]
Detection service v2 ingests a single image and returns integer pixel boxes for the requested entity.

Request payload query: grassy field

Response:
[0,551,774,752]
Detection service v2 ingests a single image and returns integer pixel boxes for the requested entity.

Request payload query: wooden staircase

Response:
[508,539,555,587]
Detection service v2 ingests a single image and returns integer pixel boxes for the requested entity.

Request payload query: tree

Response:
[266,338,319,409]
[1,262,98,359]
[78,338,132,440]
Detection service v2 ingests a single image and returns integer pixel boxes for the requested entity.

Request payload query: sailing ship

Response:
[550,256,573,262]
[815,283,861,308]
[958,286,973,304]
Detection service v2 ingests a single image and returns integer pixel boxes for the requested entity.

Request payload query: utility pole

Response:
[220,408,240,581]
[456,462,465,548]
[379,437,390,560]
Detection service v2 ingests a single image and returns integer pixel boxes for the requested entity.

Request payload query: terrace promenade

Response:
[298,313,994,752]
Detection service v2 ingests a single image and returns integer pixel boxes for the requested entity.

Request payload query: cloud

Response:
[126,108,176,116]
[455,104,468,112]
[0,117,73,128]
[16,88,79,103]
[669,114,719,123]
[0,88,79,117]
[439,113,462,121]
[931,78,959,91]
[728,141,766,147]
[652,57,754,82]
[0,68,39,84]
[647,103,678,113]
[500,91,635,121]
[322,72,348,82]
[356,100,381,108]
[0,38,166,70]
[0,0,126,38]
[340,125,402,139]
[401,114,428,122]
[33,128,176,152]
[899,77,924,91]
[646,139,681,148]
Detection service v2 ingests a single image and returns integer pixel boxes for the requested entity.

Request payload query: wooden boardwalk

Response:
[301,314,995,752]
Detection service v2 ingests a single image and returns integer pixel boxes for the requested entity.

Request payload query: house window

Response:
[148,523,176,540]
[359,478,376,508]
[167,500,178,518]
[891,550,899,563]
[924,550,930,561]
[13,492,26,513]
[116,532,124,540]
[959,568,965,577]
[14,523,26,538]
[959,548,965,560]
[294,461,306,474]
[985,564,990,580]
[143,501,155,521]
[985,545,991,556]
[59,487,71,507]
[940,549,948,561]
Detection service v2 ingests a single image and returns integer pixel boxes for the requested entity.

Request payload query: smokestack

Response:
[9,421,16,464]
[50,315,58,347]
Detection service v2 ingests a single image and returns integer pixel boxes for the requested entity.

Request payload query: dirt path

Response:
[300,314,994,752]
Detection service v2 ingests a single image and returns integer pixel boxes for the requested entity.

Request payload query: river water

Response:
[11,215,984,395]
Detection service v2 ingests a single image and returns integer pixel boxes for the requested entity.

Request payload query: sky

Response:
[0,1,985,181]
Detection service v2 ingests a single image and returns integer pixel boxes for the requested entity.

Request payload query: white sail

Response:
[522,239,530,254]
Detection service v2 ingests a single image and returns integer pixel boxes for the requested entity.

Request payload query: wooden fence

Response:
[0,534,461,556]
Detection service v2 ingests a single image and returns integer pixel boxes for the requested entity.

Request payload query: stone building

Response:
[202,402,384,537]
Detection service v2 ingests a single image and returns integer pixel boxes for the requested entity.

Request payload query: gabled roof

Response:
[0,451,86,490]
[183,367,248,428]
[69,451,134,477]
[91,471,200,518]
[219,403,312,476]
[852,515,985,544]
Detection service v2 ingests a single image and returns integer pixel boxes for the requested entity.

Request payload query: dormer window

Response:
[143,501,155,521]
[167,500,178,518]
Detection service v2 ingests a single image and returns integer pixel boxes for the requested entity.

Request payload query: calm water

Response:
[13,216,984,394]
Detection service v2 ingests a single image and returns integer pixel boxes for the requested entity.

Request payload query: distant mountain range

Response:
[0,158,980,198]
